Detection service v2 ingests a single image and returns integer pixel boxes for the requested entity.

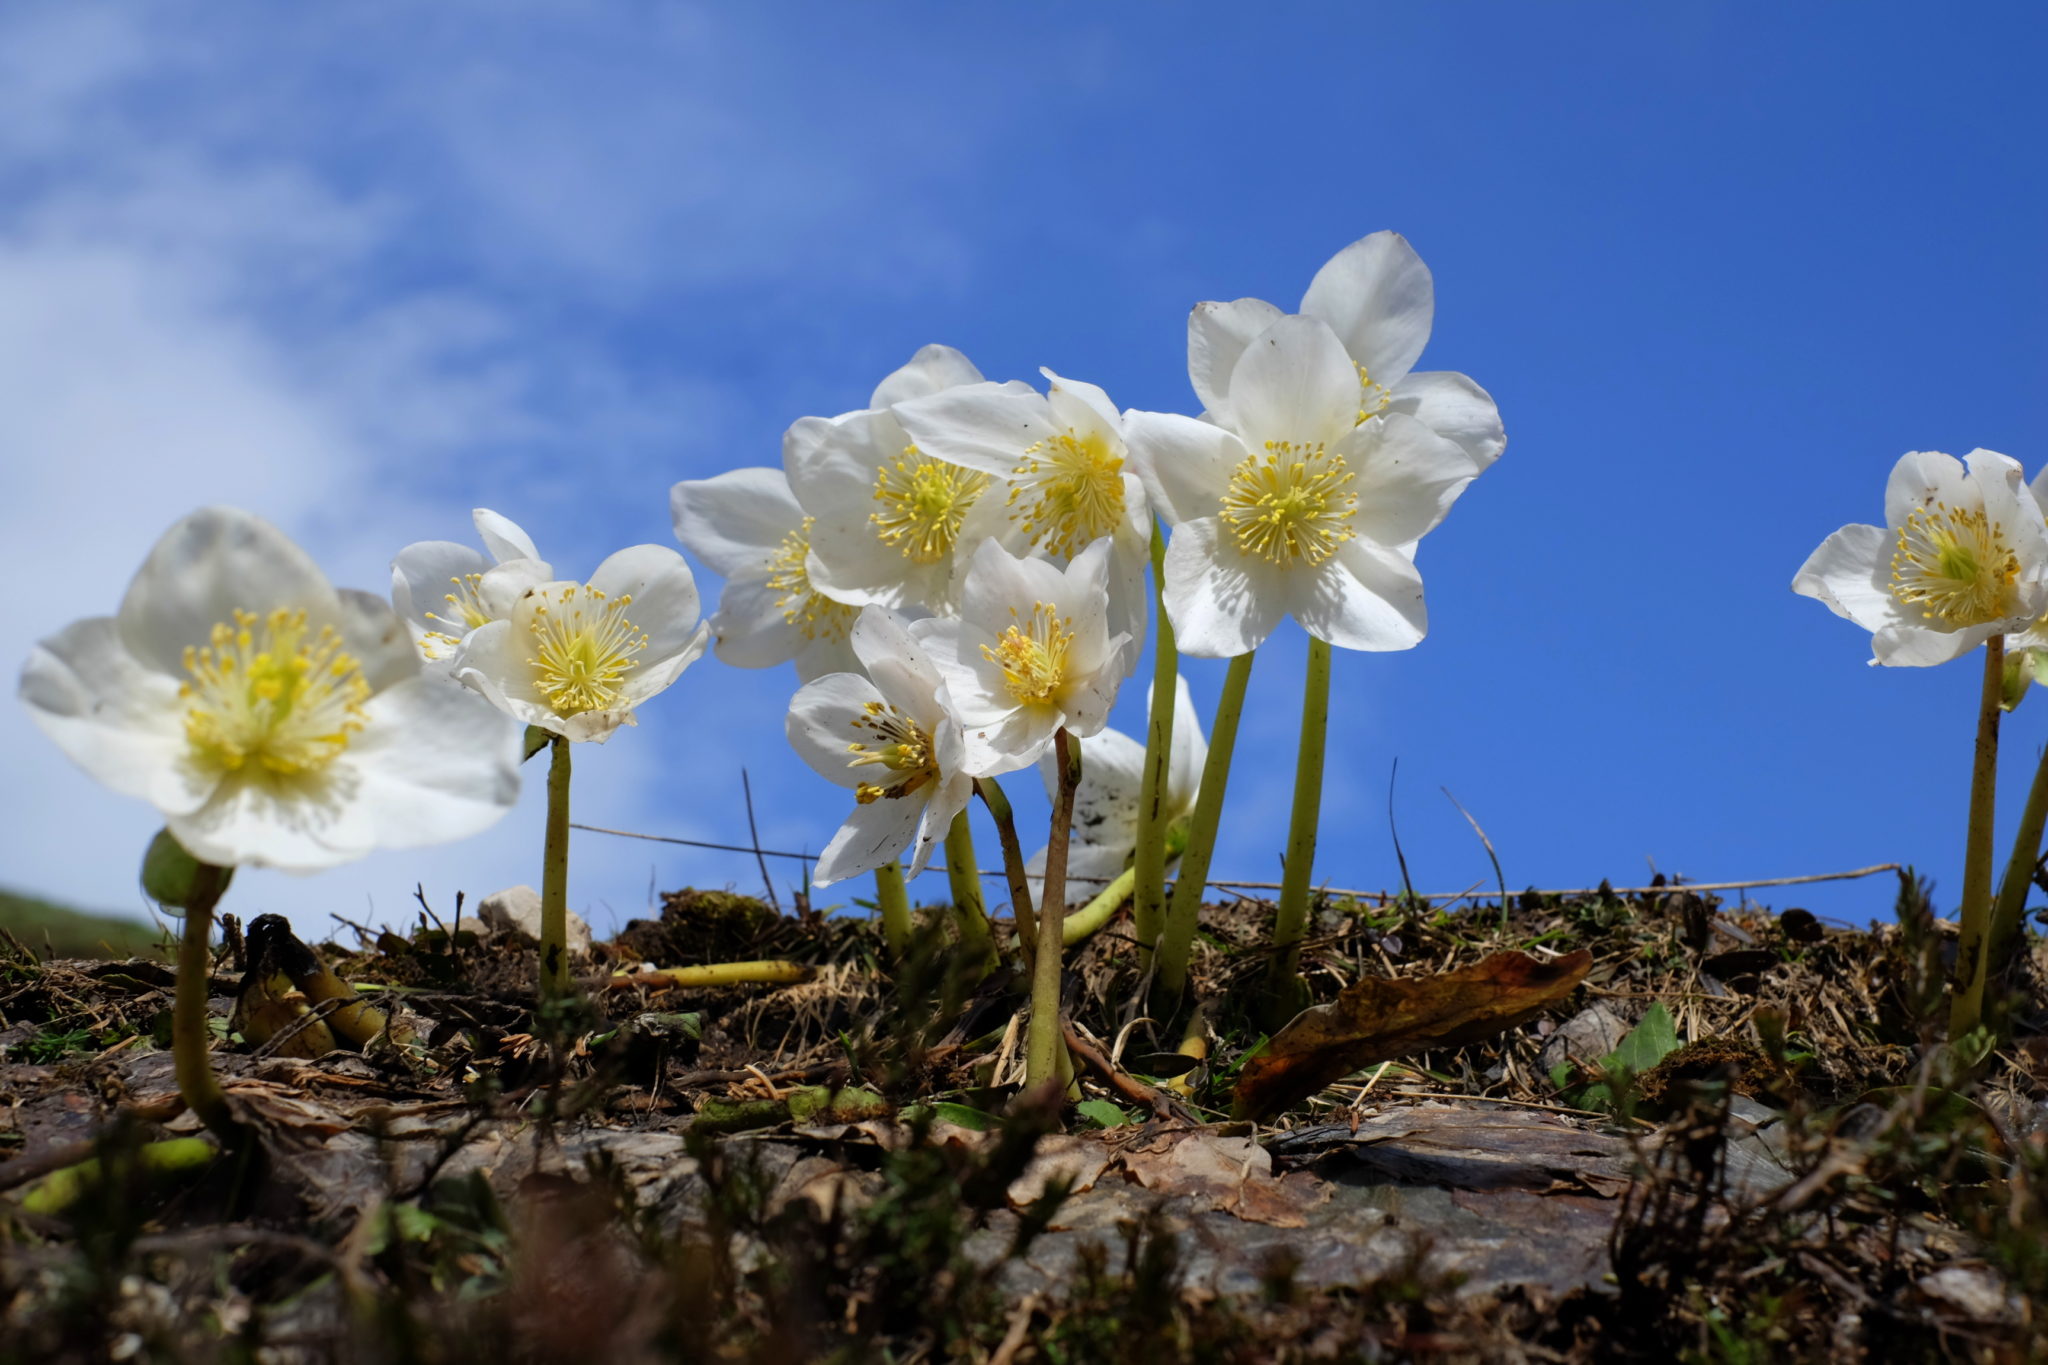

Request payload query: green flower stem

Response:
[873,860,913,959]
[976,777,1038,966]
[1132,519,1179,966]
[1026,729,1080,1087]
[1154,651,1255,1005]
[1951,634,2006,1040]
[1990,737,2048,984]
[173,864,241,1145]
[1267,635,1332,1020]
[1061,821,1190,948]
[944,810,997,970]
[540,734,574,999]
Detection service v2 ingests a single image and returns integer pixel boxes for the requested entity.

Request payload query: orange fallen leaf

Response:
[1232,950,1593,1120]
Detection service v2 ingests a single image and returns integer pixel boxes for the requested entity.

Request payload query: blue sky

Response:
[3,1,2044,937]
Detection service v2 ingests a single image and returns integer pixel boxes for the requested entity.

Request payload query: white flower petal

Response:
[1225,314,1363,450]
[1883,450,1972,528]
[1291,540,1428,652]
[851,607,948,724]
[332,589,423,694]
[1041,369,1124,439]
[709,576,806,670]
[670,468,803,580]
[1299,230,1435,388]
[815,795,924,886]
[1160,518,1289,658]
[793,632,864,684]
[348,676,522,850]
[1164,674,1208,816]
[1386,370,1506,470]
[615,621,710,709]
[20,617,213,816]
[1122,410,1242,527]
[1188,298,1286,418]
[169,766,377,872]
[476,558,553,619]
[1345,411,1484,549]
[1874,620,1996,667]
[586,544,703,662]
[890,383,1058,477]
[117,508,339,677]
[391,540,491,635]
[786,671,886,787]
[472,509,543,565]
[868,344,986,407]
[1791,524,1896,635]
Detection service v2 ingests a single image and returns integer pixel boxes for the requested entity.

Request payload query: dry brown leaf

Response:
[1117,1129,1331,1228]
[1233,949,1593,1120]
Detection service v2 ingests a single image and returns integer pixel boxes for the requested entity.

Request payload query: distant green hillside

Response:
[0,888,168,961]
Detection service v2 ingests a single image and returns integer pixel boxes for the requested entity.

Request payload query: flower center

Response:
[528,585,648,715]
[846,699,939,803]
[982,602,1074,706]
[1890,501,2023,627]
[870,447,991,565]
[1006,429,1126,558]
[766,517,858,642]
[420,573,494,660]
[1220,441,1359,568]
[1356,365,1392,426]
[180,608,371,777]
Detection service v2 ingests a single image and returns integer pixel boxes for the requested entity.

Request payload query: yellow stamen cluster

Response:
[528,585,648,715]
[846,698,938,804]
[870,446,990,565]
[1221,440,1359,568]
[420,573,494,660]
[1356,364,1393,425]
[1890,500,2023,627]
[180,608,370,776]
[982,601,1074,706]
[1006,429,1125,558]
[765,517,858,641]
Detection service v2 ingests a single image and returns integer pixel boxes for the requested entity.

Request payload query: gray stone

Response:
[1538,1003,1633,1075]
[477,884,592,956]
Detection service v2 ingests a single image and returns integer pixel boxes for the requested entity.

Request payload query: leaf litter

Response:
[1,869,2044,1361]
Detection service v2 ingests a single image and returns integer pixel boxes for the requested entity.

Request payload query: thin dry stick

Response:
[566,823,1898,903]
[739,768,780,913]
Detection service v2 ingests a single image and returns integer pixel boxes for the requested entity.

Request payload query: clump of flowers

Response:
[20,507,523,1138]
[1794,447,2048,1038]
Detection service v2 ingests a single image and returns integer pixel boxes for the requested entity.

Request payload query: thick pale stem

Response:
[1990,739,2048,986]
[1951,635,2005,1040]
[174,867,241,1144]
[605,961,815,989]
[1027,729,1080,1087]
[977,777,1038,966]
[1133,520,1178,965]
[1155,651,1255,1004]
[944,810,997,969]
[1061,821,1190,947]
[1268,635,1331,1018]
[540,735,574,999]
[874,860,913,959]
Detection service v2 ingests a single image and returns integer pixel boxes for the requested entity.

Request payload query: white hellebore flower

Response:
[909,538,1132,776]
[391,508,555,667]
[1187,230,1506,473]
[891,367,1152,650]
[786,607,973,885]
[784,344,1031,615]
[1793,449,2048,667]
[1027,674,1208,895]
[452,544,711,742]
[19,507,523,871]
[1127,312,1487,657]
[669,466,861,682]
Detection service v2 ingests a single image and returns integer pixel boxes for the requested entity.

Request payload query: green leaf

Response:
[924,1102,1003,1131]
[1074,1099,1130,1129]
[1609,1001,1681,1074]
[522,725,553,762]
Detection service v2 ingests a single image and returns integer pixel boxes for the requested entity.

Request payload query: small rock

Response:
[1916,1266,2021,1323]
[1538,1004,1632,1075]
[477,885,592,956]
